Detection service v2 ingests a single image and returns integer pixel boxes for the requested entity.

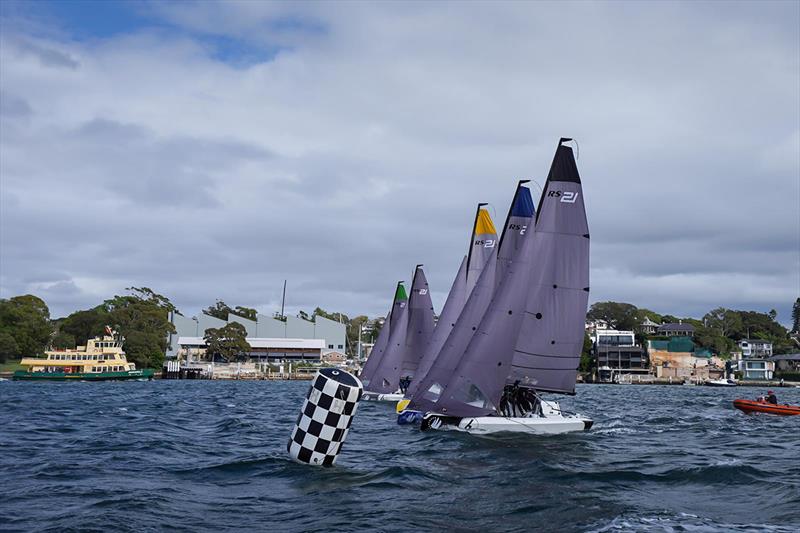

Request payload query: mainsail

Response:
[404,205,497,400]
[432,139,588,417]
[409,183,535,413]
[359,282,407,389]
[399,266,436,379]
[367,266,434,394]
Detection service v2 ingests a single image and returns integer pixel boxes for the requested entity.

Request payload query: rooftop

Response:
[177,336,325,350]
[768,353,800,361]
[658,323,695,332]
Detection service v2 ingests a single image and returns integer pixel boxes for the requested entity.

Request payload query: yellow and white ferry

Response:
[13,328,154,381]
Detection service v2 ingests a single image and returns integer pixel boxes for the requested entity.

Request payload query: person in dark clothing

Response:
[765,391,778,404]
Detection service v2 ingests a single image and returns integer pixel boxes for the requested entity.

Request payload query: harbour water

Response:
[1,381,798,532]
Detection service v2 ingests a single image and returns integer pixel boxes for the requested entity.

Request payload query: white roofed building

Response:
[166,311,346,358]
[176,336,326,363]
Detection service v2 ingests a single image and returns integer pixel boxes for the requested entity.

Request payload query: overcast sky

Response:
[1,1,798,324]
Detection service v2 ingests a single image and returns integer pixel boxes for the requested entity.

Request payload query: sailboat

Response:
[359,281,407,396]
[399,182,534,423]
[398,205,498,414]
[419,139,593,435]
[362,266,435,401]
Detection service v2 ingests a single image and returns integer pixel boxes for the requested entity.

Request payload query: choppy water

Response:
[1,381,798,532]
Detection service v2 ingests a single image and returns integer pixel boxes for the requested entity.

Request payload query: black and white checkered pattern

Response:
[287,368,362,466]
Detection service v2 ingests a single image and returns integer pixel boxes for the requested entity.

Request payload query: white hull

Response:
[705,379,736,387]
[362,391,405,402]
[422,401,592,435]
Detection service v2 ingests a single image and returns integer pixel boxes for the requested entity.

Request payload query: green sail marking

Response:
[395,284,408,301]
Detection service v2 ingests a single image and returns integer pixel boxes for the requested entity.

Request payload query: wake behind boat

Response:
[416,138,593,436]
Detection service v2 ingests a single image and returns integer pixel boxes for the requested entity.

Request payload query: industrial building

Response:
[166,311,347,362]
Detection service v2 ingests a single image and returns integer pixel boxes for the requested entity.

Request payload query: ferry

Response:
[13,328,154,381]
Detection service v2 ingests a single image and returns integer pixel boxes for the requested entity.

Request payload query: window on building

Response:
[338,344,344,349]
[328,344,334,349]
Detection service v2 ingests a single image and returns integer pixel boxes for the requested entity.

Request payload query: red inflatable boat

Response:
[733,399,800,416]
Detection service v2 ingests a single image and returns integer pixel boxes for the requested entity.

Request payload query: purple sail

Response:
[433,139,588,417]
[367,266,434,394]
[404,204,497,399]
[359,282,407,389]
[409,184,535,413]
[402,255,466,399]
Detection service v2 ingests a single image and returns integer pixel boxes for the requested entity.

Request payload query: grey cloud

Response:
[0,91,32,117]
[0,2,798,323]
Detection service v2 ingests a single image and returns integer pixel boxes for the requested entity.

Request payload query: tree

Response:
[232,306,257,321]
[587,301,640,330]
[0,295,52,359]
[703,308,742,338]
[204,322,251,362]
[694,325,732,355]
[0,331,19,364]
[51,332,76,350]
[102,287,177,369]
[792,298,800,334]
[314,307,349,323]
[60,307,107,346]
[579,332,593,372]
[204,300,232,320]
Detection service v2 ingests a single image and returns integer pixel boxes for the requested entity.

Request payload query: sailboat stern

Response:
[421,401,593,435]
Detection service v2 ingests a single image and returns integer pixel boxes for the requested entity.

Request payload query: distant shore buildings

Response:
[587,317,792,384]
[166,311,346,364]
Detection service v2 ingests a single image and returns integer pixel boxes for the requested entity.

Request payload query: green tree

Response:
[232,306,257,321]
[587,301,640,330]
[792,298,800,333]
[703,308,742,338]
[204,322,251,362]
[60,307,107,346]
[0,330,20,363]
[51,332,76,350]
[204,300,232,320]
[102,287,177,369]
[694,325,732,355]
[579,332,593,372]
[0,295,52,358]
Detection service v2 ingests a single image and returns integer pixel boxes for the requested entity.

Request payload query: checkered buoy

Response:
[287,368,363,466]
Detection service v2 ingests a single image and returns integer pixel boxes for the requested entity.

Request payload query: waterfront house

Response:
[738,359,775,380]
[648,338,720,382]
[593,329,648,381]
[640,316,661,335]
[768,353,800,372]
[657,322,695,337]
[737,339,773,358]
